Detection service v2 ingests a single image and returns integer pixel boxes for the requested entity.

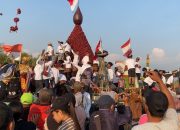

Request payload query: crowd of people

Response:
[0,41,180,130]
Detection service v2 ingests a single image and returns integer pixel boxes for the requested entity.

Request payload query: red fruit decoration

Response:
[17,8,21,15]
[14,17,19,24]
[9,8,22,33]
[10,26,18,32]
[14,26,18,30]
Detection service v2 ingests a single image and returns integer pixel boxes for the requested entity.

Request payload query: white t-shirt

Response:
[167,75,174,85]
[43,61,53,80]
[34,64,43,80]
[57,45,64,54]
[46,45,54,56]
[82,55,89,65]
[51,67,60,84]
[144,77,154,86]
[63,43,71,52]
[162,76,166,84]
[108,68,114,82]
[64,56,71,69]
[113,72,120,83]
[125,58,135,70]
[132,108,179,130]
[135,61,141,73]
[72,51,79,66]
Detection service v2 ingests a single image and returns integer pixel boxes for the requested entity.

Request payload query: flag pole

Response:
[100,37,103,52]
[19,45,22,65]
[77,0,79,11]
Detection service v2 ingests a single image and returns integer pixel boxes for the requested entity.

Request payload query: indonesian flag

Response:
[1,44,22,61]
[121,38,132,57]
[67,0,79,11]
[95,39,103,54]
[93,39,103,61]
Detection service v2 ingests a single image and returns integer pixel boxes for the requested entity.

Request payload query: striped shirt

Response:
[57,117,75,130]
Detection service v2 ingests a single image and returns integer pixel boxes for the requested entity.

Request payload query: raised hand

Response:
[147,71,162,83]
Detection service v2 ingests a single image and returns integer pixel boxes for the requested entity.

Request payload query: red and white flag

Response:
[93,39,103,63]
[95,39,103,54]
[67,0,79,11]
[1,44,22,61]
[121,38,132,57]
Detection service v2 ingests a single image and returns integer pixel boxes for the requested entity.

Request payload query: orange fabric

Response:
[19,64,30,92]
[20,76,26,92]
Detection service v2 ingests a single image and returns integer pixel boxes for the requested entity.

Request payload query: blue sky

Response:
[0,0,180,71]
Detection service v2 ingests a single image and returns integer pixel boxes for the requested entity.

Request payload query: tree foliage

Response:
[0,52,12,65]
[0,51,38,67]
[21,52,38,67]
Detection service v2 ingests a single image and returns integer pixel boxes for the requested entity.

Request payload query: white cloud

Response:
[150,49,180,70]
[152,48,165,59]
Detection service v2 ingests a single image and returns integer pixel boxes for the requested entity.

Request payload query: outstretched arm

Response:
[148,71,175,109]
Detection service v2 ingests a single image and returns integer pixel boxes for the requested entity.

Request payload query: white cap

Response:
[93,60,99,65]
[59,74,67,81]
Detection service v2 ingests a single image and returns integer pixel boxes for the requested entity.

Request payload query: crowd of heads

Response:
[0,42,179,130]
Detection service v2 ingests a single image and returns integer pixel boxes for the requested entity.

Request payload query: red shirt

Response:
[28,103,50,130]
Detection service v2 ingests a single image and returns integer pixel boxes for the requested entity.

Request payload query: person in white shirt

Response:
[125,54,135,87]
[82,90,91,119]
[135,57,141,81]
[34,56,44,94]
[76,55,87,82]
[43,57,53,88]
[63,42,71,52]
[46,43,54,60]
[64,52,72,81]
[92,63,99,84]
[64,52,72,68]
[57,41,65,60]
[107,62,115,84]
[72,50,80,67]
[166,72,176,87]
[54,73,67,96]
[51,64,60,85]
[113,68,121,87]
[162,75,166,84]
[159,70,166,84]
[73,82,86,130]
[75,55,92,84]
[132,71,179,130]
[143,76,155,87]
